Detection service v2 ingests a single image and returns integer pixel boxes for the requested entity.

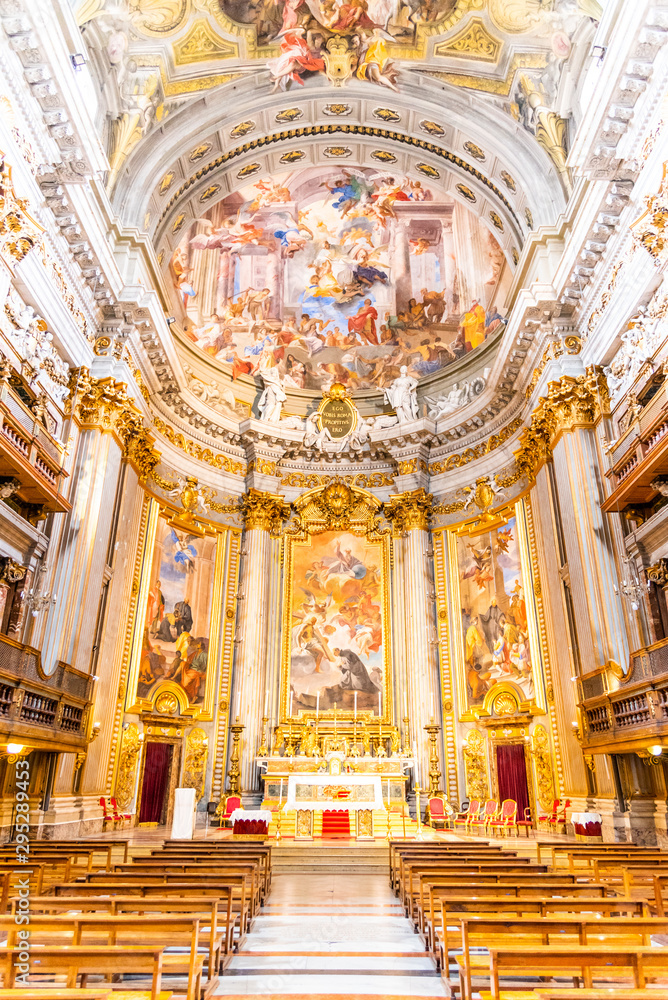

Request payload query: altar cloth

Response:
[230,808,272,825]
[285,773,385,812]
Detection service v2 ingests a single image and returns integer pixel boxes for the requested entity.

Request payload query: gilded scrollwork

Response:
[463,729,488,800]
[279,471,395,490]
[632,161,668,266]
[499,367,609,487]
[0,156,43,266]
[182,727,208,801]
[531,723,555,811]
[290,482,385,536]
[115,723,142,811]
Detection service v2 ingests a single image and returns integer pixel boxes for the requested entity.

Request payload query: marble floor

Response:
[214,872,448,998]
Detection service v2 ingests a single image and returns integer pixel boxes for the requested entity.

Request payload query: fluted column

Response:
[385,489,441,795]
[232,489,290,794]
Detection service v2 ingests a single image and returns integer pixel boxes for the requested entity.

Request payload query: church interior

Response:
[1,0,668,995]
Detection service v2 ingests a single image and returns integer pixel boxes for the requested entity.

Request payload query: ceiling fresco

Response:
[172,166,509,391]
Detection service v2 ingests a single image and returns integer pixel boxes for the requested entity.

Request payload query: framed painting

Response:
[125,499,225,720]
[448,498,546,721]
[281,490,391,723]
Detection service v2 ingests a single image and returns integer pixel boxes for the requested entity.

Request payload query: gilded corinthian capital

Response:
[242,488,291,532]
[384,487,433,534]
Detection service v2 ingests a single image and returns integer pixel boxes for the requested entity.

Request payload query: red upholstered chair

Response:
[488,798,517,837]
[110,796,131,826]
[453,798,480,831]
[538,798,559,831]
[547,798,571,834]
[427,797,446,829]
[219,795,242,827]
[515,806,533,838]
[99,797,115,830]
[469,798,498,835]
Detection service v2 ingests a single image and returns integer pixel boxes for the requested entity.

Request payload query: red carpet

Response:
[322,809,350,838]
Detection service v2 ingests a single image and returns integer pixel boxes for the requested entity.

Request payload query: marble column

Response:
[391,219,412,313]
[232,489,290,795]
[385,489,441,798]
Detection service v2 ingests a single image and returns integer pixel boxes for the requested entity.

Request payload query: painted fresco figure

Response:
[258,363,286,422]
[335,647,379,692]
[174,599,193,636]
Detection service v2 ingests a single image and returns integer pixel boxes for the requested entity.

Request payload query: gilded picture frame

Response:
[447,497,547,722]
[125,498,226,721]
[279,484,392,725]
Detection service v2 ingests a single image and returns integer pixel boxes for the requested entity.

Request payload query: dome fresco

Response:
[172,167,510,393]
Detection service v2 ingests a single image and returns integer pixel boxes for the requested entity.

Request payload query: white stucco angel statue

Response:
[383,366,418,423]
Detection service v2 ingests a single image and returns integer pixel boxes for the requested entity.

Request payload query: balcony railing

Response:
[580,637,668,751]
[0,634,94,752]
[0,381,70,518]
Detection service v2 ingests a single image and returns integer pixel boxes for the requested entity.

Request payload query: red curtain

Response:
[496,743,530,818]
[138,742,172,824]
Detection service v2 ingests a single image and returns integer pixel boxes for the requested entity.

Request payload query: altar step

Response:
[271,843,391,874]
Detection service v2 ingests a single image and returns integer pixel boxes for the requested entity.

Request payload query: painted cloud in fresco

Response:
[171,167,510,392]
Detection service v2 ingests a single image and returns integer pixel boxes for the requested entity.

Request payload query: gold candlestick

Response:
[285,721,295,757]
[257,715,269,757]
[402,714,411,756]
[424,722,442,797]
[414,781,424,841]
[275,793,282,842]
[227,720,245,795]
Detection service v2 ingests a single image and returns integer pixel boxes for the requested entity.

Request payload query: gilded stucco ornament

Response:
[115,723,142,811]
[531,723,556,811]
[183,727,208,800]
[67,369,160,482]
[647,558,668,588]
[242,488,291,533]
[384,487,433,534]
[632,161,668,266]
[501,366,609,487]
[463,729,488,800]
[0,156,43,266]
[290,482,385,535]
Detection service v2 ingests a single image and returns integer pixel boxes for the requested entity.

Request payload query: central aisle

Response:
[214,872,448,997]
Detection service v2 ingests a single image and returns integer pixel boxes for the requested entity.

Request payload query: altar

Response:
[259,754,414,840]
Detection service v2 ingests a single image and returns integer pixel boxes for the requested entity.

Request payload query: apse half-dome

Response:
[170,165,510,394]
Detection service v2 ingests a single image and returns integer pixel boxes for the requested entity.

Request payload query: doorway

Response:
[495,743,530,818]
[138,742,174,824]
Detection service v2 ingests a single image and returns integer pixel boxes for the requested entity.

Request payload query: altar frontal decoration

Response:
[281,483,391,722]
[125,499,226,720]
[286,773,385,811]
[448,498,547,720]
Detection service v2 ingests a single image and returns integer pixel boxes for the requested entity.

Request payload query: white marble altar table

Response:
[285,773,385,812]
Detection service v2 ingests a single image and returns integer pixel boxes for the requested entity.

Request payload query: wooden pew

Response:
[145,848,271,902]
[433,896,649,971]
[0,916,208,1000]
[3,839,129,868]
[443,914,668,1000]
[52,878,252,945]
[403,861,548,921]
[18,895,235,970]
[481,944,668,1000]
[102,862,261,917]
[0,946,166,1000]
[389,842,514,892]
[396,851,532,902]
[161,841,272,891]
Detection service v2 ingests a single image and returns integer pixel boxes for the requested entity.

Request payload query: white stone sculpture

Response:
[604,290,668,402]
[383,366,418,423]
[257,364,286,423]
[425,375,486,420]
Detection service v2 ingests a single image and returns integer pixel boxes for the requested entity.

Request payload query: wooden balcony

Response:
[602,381,668,514]
[579,637,668,753]
[0,381,70,518]
[0,634,94,752]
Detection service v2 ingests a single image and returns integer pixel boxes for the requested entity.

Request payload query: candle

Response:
[387,776,391,809]
[236,691,241,720]
[264,689,269,717]
[403,690,408,718]
[279,777,283,806]
[378,691,382,717]
[289,690,293,718]
[430,692,434,721]
[316,691,320,719]
[412,740,419,784]
[354,691,357,720]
